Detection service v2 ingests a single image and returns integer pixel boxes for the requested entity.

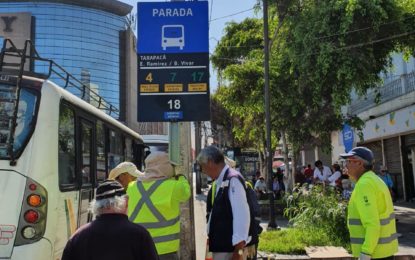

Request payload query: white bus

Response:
[0,40,145,259]
[142,134,169,154]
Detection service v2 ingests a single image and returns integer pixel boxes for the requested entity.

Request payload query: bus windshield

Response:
[164,27,183,38]
[0,84,39,158]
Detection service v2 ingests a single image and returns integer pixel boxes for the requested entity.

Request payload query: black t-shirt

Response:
[62,214,158,260]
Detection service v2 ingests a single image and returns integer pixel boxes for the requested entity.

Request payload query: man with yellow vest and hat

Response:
[127,152,191,260]
[340,147,398,260]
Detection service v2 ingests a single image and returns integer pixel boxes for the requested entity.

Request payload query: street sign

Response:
[137,2,208,54]
[342,124,354,152]
[137,1,210,122]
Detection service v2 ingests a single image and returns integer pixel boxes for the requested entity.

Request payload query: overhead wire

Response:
[209,29,415,62]
[210,16,415,50]
[210,7,255,23]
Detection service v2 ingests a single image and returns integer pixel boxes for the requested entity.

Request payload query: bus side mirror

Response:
[145,149,151,159]
[193,163,200,172]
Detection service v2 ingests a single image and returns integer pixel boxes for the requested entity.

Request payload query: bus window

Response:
[125,137,133,162]
[108,129,124,172]
[96,121,106,182]
[0,85,39,158]
[133,141,145,171]
[58,104,76,189]
[80,120,93,186]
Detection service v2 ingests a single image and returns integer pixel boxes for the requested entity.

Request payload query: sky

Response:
[120,0,260,93]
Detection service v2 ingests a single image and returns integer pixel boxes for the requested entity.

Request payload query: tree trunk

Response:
[281,130,291,192]
[290,150,297,191]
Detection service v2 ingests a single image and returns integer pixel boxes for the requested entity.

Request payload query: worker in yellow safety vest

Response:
[340,147,398,260]
[127,152,191,260]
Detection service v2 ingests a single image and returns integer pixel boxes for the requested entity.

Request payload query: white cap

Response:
[108,162,142,180]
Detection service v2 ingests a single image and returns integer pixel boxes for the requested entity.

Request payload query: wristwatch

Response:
[237,249,243,256]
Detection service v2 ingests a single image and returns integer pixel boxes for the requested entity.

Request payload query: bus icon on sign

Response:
[162,25,185,50]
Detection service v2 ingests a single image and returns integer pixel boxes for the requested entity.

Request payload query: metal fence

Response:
[349,72,415,114]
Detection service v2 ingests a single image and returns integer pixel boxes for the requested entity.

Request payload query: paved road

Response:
[395,203,415,256]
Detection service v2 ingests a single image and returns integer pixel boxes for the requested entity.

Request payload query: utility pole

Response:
[263,0,277,229]
[195,121,202,194]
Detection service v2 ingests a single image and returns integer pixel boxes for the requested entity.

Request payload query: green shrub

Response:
[259,228,336,254]
[283,184,350,248]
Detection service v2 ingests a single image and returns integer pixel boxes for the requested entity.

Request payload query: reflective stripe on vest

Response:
[129,180,180,236]
[350,233,399,245]
[153,233,181,243]
[211,181,216,206]
[348,213,396,226]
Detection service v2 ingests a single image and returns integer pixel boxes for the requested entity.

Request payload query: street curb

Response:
[258,249,415,260]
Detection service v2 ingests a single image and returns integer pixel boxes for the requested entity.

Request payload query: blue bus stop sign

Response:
[137,1,208,54]
[137,1,210,122]
[342,124,354,152]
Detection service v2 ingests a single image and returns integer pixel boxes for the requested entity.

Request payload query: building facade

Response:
[0,0,132,114]
[333,53,415,201]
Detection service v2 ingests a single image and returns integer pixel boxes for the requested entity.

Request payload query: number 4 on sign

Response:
[146,73,153,83]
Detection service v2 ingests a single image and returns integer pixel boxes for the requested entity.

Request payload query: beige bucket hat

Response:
[139,152,178,181]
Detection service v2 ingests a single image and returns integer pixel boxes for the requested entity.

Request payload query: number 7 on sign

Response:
[170,72,177,82]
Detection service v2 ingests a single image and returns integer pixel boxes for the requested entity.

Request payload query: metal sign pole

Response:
[263,0,277,229]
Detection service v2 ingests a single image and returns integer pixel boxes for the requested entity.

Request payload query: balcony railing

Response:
[349,71,415,115]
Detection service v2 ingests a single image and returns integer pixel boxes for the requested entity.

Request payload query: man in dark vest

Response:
[197,146,251,260]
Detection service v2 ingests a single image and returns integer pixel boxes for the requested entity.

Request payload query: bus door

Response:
[77,118,95,227]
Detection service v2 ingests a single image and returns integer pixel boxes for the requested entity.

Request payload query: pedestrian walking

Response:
[108,161,142,189]
[62,180,158,260]
[340,147,398,260]
[254,176,267,200]
[378,166,396,202]
[197,145,251,260]
[127,152,191,260]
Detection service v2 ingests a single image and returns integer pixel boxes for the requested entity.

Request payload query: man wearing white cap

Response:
[127,152,191,260]
[109,162,142,190]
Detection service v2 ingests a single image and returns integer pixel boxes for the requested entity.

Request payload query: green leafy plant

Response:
[284,184,350,248]
[259,227,339,254]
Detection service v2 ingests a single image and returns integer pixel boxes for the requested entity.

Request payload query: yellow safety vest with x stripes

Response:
[347,171,398,258]
[127,176,191,255]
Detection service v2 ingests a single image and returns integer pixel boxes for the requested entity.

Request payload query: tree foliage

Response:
[211,0,415,157]
[210,19,272,153]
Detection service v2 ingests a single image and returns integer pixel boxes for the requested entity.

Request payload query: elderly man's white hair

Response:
[89,195,127,216]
